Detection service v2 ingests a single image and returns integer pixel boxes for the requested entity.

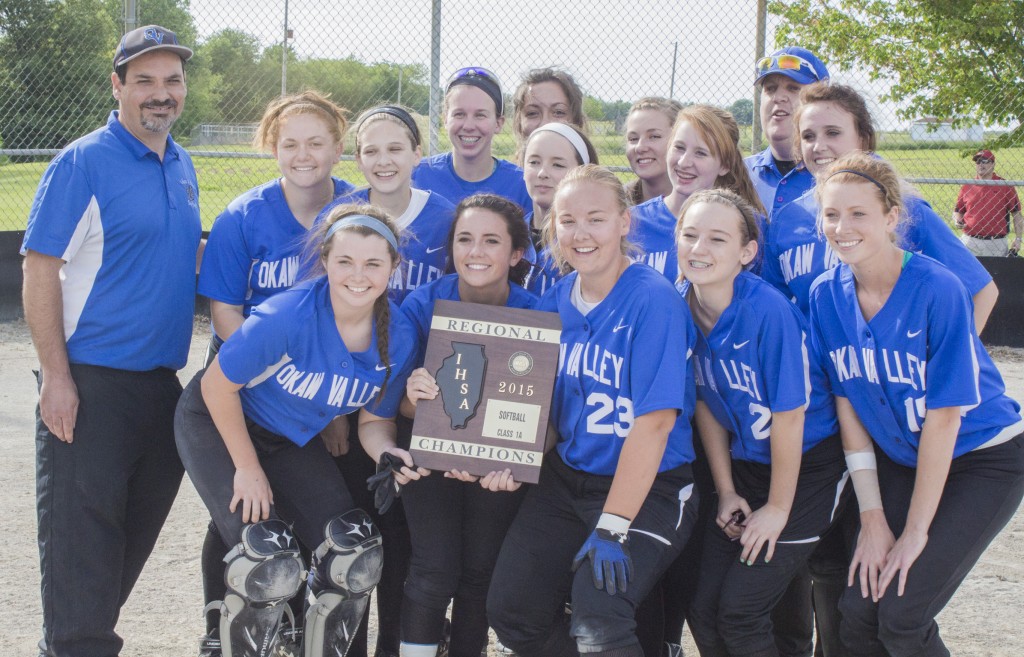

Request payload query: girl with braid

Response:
[175,204,422,657]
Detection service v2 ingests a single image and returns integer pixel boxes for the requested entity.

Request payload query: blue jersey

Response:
[332,188,457,304]
[629,197,679,283]
[412,152,533,212]
[399,273,538,366]
[808,255,1020,468]
[683,272,837,464]
[745,147,814,216]
[539,265,696,475]
[218,277,416,446]
[21,111,201,371]
[765,190,992,316]
[199,177,355,317]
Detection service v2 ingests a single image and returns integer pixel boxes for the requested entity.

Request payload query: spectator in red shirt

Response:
[953,149,1023,257]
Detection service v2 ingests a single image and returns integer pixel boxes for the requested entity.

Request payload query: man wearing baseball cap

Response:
[745,46,830,216]
[953,149,1023,257]
[22,24,200,657]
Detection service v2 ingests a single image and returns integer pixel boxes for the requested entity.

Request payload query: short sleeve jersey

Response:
[412,152,533,212]
[328,188,457,304]
[808,255,1020,467]
[765,189,991,316]
[399,273,538,367]
[539,264,696,475]
[684,272,837,464]
[745,147,814,217]
[629,197,680,283]
[199,177,355,316]
[218,277,416,446]
[21,111,202,371]
[954,175,1021,238]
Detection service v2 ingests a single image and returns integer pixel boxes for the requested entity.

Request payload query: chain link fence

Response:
[0,0,1020,231]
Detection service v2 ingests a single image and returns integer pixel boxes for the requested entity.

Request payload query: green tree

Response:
[583,95,604,121]
[201,29,277,123]
[728,98,753,126]
[0,0,117,155]
[771,0,1024,146]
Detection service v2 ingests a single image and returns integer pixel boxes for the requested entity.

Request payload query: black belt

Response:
[966,234,1007,240]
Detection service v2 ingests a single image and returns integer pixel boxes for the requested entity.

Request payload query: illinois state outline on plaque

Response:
[437,341,488,429]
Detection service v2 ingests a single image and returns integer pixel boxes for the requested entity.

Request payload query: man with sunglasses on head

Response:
[953,149,1023,257]
[745,46,830,218]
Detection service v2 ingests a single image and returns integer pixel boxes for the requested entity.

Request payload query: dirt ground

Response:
[3,319,1024,656]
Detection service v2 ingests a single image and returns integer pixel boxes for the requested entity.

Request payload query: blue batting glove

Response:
[572,527,632,595]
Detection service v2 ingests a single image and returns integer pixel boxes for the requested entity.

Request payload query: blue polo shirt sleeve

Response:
[23,156,97,260]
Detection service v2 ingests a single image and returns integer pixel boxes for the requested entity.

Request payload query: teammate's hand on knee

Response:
[572,527,632,595]
[39,373,79,443]
[444,468,480,482]
[479,469,522,492]
[878,529,928,598]
[231,465,273,523]
[848,509,895,602]
[739,503,788,565]
[405,368,439,408]
[320,416,350,457]
[716,491,752,541]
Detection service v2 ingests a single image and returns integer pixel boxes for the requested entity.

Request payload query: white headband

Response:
[529,122,590,165]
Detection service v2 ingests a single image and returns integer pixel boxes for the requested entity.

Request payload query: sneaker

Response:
[197,632,222,657]
[437,618,452,657]
[664,642,684,657]
[494,638,517,656]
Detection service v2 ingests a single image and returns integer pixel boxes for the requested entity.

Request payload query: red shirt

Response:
[955,175,1021,238]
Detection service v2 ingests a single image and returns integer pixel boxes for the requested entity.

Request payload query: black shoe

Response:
[198,632,222,657]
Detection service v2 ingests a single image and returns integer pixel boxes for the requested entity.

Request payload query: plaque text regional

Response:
[410,300,562,483]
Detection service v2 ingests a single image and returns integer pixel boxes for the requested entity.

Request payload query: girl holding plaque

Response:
[487,165,700,657]
[673,188,847,657]
[398,193,537,657]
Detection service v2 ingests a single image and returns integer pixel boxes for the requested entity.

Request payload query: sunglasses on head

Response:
[447,66,499,87]
[756,54,821,80]
[975,158,993,164]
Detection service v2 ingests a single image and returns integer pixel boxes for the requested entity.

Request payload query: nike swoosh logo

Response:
[907,330,922,338]
[733,340,750,349]
[613,322,629,332]
[375,364,389,371]
[425,246,445,254]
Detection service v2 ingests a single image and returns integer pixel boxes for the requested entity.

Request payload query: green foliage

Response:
[0,0,116,156]
[583,95,604,121]
[728,98,754,126]
[771,0,1024,148]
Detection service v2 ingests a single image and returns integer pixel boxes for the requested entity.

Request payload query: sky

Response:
[188,0,903,128]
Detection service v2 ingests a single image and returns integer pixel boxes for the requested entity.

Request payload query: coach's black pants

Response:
[839,434,1024,657]
[488,455,698,657]
[35,364,184,657]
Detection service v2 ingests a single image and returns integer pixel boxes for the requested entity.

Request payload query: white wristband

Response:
[845,451,877,472]
[597,512,631,534]
[844,448,882,512]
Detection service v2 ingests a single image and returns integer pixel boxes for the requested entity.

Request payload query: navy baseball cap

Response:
[113,25,193,71]
[755,47,829,86]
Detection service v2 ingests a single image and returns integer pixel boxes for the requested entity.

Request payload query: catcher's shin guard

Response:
[304,509,384,657]
[219,520,304,657]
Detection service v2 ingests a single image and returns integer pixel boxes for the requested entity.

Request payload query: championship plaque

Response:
[410,300,562,484]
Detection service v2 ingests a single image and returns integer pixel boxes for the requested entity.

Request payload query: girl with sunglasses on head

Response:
[195,90,355,655]
[764,82,997,330]
[397,193,536,657]
[808,153,1024,657]
[521,122,599,295]
[487,165,700,657]
[510,67,590,165]
[176,205,421,657]
[631,105,766,284]
[674,189,847,657]
[412,67,532,212]
[624,97,684,206]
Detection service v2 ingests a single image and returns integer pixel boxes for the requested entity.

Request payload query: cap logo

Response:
[143,27,165,44]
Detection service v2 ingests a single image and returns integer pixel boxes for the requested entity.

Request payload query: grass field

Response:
[2,130,1021,232]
